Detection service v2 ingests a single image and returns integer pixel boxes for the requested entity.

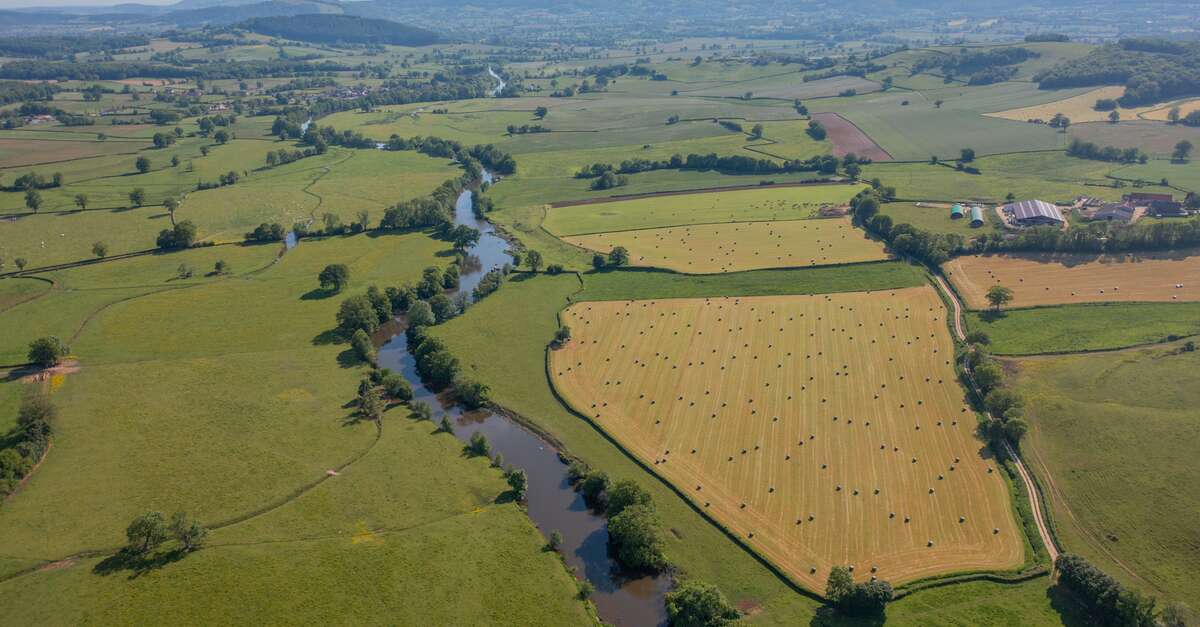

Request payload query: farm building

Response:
[970,206,985,227]
[1149,200,1188,218]
[1003,199,1065,227]
[951,204,964,219]
[1125,192,1173,205]
[1092,203,1135,223]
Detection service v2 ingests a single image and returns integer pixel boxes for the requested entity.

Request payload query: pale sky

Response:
[0,0,178,7]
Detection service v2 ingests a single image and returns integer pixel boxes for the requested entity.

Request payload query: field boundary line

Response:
[557,214,850,237]
[932,273,1061,565]
[547,179,856,208]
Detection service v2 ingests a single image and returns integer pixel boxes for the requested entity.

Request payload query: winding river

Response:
[375,173,670,626]
[487,66,507,97]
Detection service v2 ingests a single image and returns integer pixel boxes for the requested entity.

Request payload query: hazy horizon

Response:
[0,0,177,7]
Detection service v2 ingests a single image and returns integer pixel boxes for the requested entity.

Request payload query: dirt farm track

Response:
[945,251,1200,309]
[550,287,1024,590]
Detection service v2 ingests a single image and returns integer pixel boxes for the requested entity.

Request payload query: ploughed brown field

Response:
[811,112,893,162]
[549,287,1024,590]
[945,251,1200,309]
[563,217,889,274]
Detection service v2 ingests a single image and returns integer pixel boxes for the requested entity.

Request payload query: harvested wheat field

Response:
[945,251,1200,309]
[550,287,1024,590]
[984,86,1182,123]
[563,218,889,274]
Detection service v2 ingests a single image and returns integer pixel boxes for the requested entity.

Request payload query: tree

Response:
[1108,110,1120,123]
[17,393,55,433]
[27,336,68,368]
[156,220,197,249]
[169,511,208,552]
[1173,140,1193,163]
[1004,418,1029,444]
[428,292,457,322]
[665,580,740,627]
[548,530,563,551]
[163,197,179,223]
[351,329,376,364]
[592,253,607,270]
[526,249,543,272]
[960,148,976,163]
[24,189,41,213]
[750,123,764,139]
[318,264,350,293]
[92,241,108,259]
[214,259,230,275]
[15,258,27,271]
[410,400,433,421]
[972,361,1004,394]
[985,285,1013,311]
[213,130,230,144]
[507,468,528,500]
[825,566,856,604]
[606,479,653,517]
[553,325,572,346]
[337,295,379,335]
[129,188,146,207]
[934,99,944,108]
[358,385,385,421]
[407,300,435,327]
[607,503,666,572]
[1167,106,1182,124]
[125,511,169,554]
[135,156,151,174]
[467,431,491,457]
[74,194,88,210]
[382,373,412,401]
[535,106,548,119]
[608,246,630,267]
[985,388,1024,417]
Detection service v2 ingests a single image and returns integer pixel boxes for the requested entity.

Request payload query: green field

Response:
[577,262,925,300]
[1015,345,1200,607]
[965,303,1200,355]
[543,184,864,236]
[882,201,998,234]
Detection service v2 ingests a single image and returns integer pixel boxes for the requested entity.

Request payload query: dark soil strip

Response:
[548,179,856,208]
[811,112,893,162]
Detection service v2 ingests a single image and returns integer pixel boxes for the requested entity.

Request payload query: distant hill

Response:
[169,0,341,26]
[240,14,441,45]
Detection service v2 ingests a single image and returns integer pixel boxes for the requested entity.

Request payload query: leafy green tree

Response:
[17,393,56,433]
[965,330,990,345]
[439,414,455,434]
[592,253,607,269]
[163,197,179,223]
[358,385,385,421]
[15,258,27,271]
[318,264,350,293]
[24,189,41,213]
[960,148,976,163]
[351,329,377,364]
[608,246,630,267]
[526,249,543,272]
[825,566,856,604]
[214,260,231,275]
[407,300,435,327]
[665,580,740,627]
[606,479,653,518]
[454,375,490,409]
[467,431,491,457]
[535,106,548,119]
[129,188,146,207]
[135,156,151,174]
[382,374,412,401]
[92,241,108,259]
[548,530,563,551]
[579,469,610,506]
[1004,418,1029,444]
[125,511,169,554]
[410,401,433,421]
[507,468,528,500]
[984,388,1024,417]
[1173,140,1193,162]
[27,336,68,368]
[337,295,379,335]
[428,293,457,322]
[169,511,208,552]
[985,285,1013,311]
[607,503,666,572]
[74,193,88,210]
[972,361,1004,394]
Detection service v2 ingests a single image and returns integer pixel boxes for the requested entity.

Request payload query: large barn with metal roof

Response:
[1003,199,1065,227]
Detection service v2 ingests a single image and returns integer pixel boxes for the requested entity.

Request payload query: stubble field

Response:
[945,251,1200,309]
[563,217,888,273]
[549,287,1024,590]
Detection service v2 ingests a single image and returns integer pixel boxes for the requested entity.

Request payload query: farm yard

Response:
[549,288,1025,590]
[945,251,1200,309]
[563,217,888,273]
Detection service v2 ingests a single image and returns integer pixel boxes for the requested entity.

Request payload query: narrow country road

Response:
[932,274,1061,565]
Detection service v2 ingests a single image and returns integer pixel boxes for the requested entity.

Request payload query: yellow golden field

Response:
[562,218,889,274]
[945,251,1200,308]
[550,287,1024,590]
[985,86,1195,123]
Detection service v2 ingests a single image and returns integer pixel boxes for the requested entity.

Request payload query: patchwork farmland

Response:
[550,287,1024,590]
[564,217,888,273]
[945,252,1200,309]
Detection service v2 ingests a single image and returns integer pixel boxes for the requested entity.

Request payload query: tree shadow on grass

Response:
[1046,584,1092,626]
[494,489,521,505]
[312,329,344,346]
[978,310,1008,323]
[336,348,364,369]
[808,605,886,627]
[93,548,188,579]
[301,287,337,301]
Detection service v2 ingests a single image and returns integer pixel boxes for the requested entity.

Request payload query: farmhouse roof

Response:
[1094,203,1134,221]
[1004,199,1064,223]
[1127,192,1173,204]
[1149,200,1187,216]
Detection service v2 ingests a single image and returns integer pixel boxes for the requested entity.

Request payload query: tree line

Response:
[574,151,854,179]
[1034,39,1200,106]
